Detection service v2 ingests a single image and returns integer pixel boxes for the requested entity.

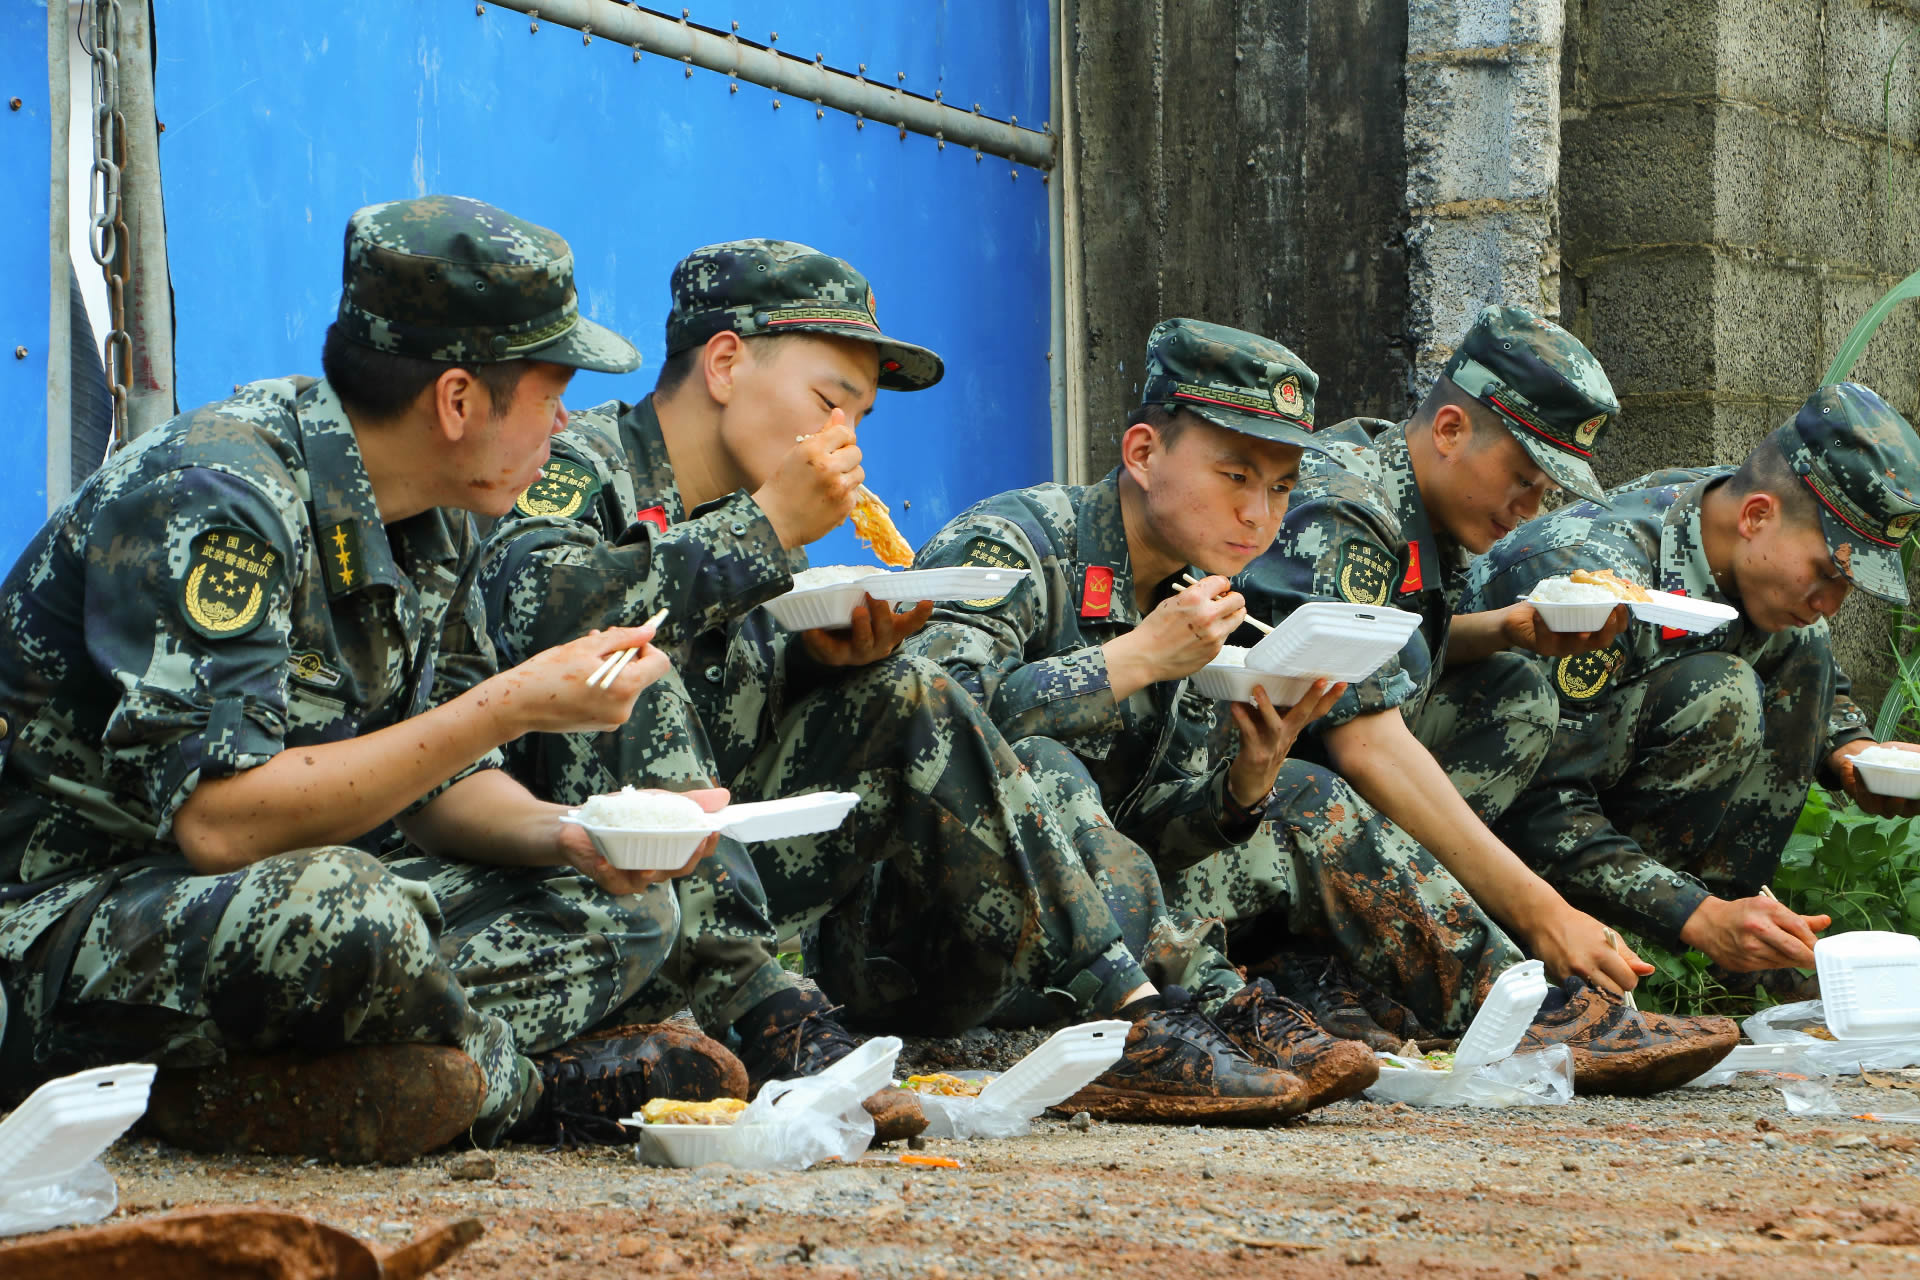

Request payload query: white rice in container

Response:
[1852,744,1920,770]
[1527,577,1620,604]
[1211,645,1252,668]
[792,565,890,590]
[577,787,710,830]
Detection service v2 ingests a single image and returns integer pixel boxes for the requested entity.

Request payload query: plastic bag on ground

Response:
[0,1161,117,1238]
[1777,1074,1920,1123]
[722,1072,876,1171]
[1364,1045,1574,1108]
[1744,1000,1920,1075]
[917,1072,1032,1140]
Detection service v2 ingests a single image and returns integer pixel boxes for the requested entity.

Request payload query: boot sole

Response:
[1572,1027,1742,1097]
[1049,1083,1311,1126]
[143,1044,484,1165]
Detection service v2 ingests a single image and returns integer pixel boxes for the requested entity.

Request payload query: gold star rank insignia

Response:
[319,521,365,598]
[178,526,282,639]
[513,458,602,520]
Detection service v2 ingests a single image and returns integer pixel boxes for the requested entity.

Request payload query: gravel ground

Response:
[51,1066,1920,1278]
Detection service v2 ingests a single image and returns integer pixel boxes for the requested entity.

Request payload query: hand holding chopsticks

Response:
[587,607,669,690]
[1178,572,1272,634]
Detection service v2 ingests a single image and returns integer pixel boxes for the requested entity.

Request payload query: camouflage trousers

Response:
[510,668,797,1036]
[619,654,1148,1036]
[1409,651,1559,828]
[0,847,677,1145]
[1167,760,1525,1036]
[1494,640,1836,945]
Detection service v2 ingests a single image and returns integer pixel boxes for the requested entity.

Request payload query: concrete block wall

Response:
[1405,0,1566,399]
[1561,0,1920,710]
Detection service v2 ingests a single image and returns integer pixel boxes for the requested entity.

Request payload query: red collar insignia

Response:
[634,506,669,534]
[1398,542,1424,595]
[1081,566,1115,618]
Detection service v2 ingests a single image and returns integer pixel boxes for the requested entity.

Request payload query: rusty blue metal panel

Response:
[0,2,52,563]
[152,0,1053,564]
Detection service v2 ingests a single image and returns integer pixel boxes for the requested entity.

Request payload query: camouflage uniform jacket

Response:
[478,395,805,784]
[0,377,502,916]
[1236,420,1454,736]
[906,472,1252,864]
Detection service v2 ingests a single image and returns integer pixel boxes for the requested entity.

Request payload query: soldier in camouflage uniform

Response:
[1465,382,1920,978]
[0,197,745,1163]
[1234,306,1656,1033]
[481,243,1318,1125]
[910,318,1739,1097]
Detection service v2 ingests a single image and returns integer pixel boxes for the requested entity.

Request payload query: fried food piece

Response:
[638,1097,748,1126]
[903,1072,992,1097]
[1570,567,1653,602]
[851,490,915,568]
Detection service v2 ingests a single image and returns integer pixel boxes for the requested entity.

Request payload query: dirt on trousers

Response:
[59,1076,1920,1279]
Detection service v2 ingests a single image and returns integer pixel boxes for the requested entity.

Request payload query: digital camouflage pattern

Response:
[905,473,1527,1034]
[0,375,673,1143]
[1140,318,1326,452]
[1236,419,1556,824]
[1774,382,1920,605]
[1464,471,1873,942]
[1442,305,1619,503]
[480,395,1154,1033]
[664,239,942,391]
[337,195,640,373]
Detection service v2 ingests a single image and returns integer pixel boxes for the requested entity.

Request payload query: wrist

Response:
[750,488,800,550]
[1677,896,1722,950]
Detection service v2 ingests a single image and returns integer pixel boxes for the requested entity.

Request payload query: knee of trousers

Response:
[1639,652,1765,761]
[212,846,446,1013]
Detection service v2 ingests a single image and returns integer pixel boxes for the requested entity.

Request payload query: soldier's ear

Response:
[1119,422,1159,489]
[1430,403,1472,458]
[702,331,747,407]
[432,368,484,443]
[1738,490,1780,537]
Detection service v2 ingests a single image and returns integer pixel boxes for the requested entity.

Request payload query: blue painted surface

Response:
[151,0,1053,564]
[0,3,52,564]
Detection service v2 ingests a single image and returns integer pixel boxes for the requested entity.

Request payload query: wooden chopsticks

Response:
[586,607,670,689]
[1178,573,1273,634]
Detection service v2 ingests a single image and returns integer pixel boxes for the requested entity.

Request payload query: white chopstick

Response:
[1179,573,1273,634]
[587,607,670,689]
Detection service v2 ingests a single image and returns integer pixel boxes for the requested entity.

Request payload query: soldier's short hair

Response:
[653,331,802,396]
[1416,376,1507,449]
[322,323,529,422]
[1729,427,1823,528]
[1126,402,1198,449]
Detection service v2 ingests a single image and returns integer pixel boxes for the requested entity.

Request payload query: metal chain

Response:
[83,0,131,446]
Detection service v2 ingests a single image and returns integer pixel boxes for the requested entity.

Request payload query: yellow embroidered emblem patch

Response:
[179,527,280,640]
[514,458,601,520]
[1554,647,1626,702]
[1334,538,1394,607]
[955,537,1031,610]
[1574,414,1607,448]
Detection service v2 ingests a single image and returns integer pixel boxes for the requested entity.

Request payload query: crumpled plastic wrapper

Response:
[1745,1000,1920,1076]
[720,1073,876,1171]
[1363,1045,1574,1108]
[0,1161,117,1238]
[1777,1074,1920,1123]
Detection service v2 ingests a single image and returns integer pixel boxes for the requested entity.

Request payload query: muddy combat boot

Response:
[1253,952,1410,1054]
[1208,979,1380,1106]
[735,986,926,1143]
[1516,978,1739,1096]
[1053,985,1313,1124]
[143,1043,485,1165]
[1707,963,1821,1004]
[510,1021,748,1146]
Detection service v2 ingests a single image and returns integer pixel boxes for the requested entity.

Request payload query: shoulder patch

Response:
[1334,538,1395,607]
[954,536,1032,610]
[1553,648,1626,703]
[179,526,282,640]
[514,457,602,520]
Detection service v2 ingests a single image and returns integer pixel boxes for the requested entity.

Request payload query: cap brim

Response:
[1817,507,1910,605]
[1511,429,1608,505]
[1181,404,1332,456]
[527,316,643,375]
[765,320,943,391]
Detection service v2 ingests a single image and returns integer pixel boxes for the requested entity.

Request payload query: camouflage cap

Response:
[664,239,942,392]
[1780,382,1920,605]
[336,195,640,374]
[1139,317,1327,453]
[1443,305,1619,504]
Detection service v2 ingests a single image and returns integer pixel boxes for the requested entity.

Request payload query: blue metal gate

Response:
[0,4,52,561]
[151,0,1054,564]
